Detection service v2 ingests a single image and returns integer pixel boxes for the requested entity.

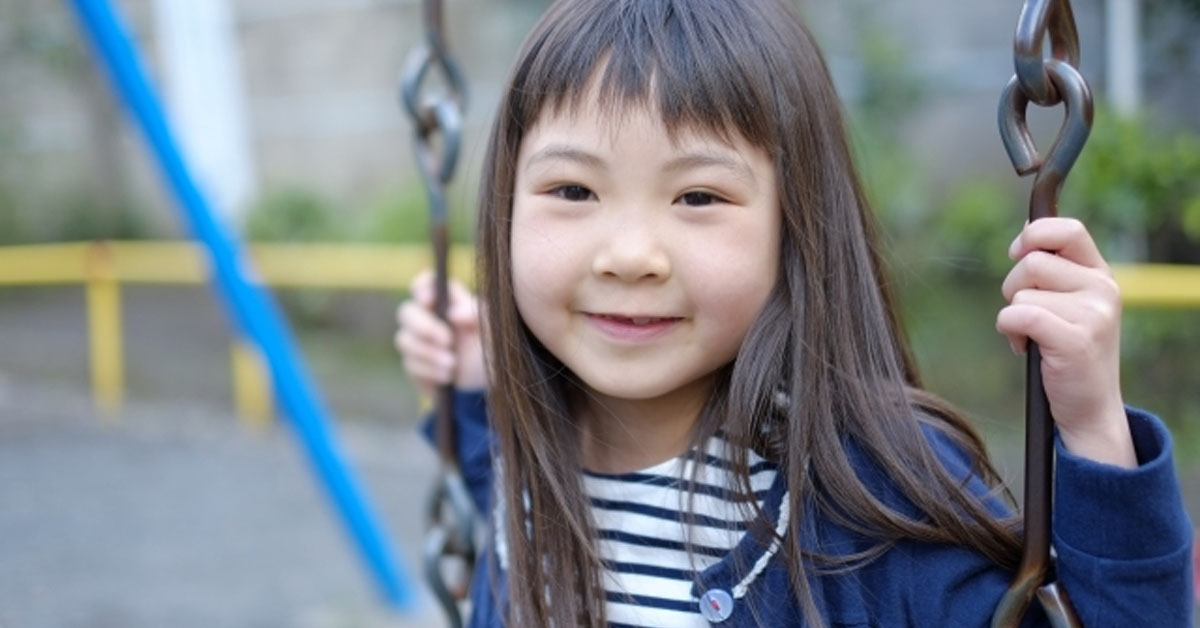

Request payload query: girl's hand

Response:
[395,271,488,395]
[996,218,1137,468]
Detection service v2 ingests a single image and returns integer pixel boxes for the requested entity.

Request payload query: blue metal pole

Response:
[66,0,415,610]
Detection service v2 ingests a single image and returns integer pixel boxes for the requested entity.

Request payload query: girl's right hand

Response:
[394,270,487,395]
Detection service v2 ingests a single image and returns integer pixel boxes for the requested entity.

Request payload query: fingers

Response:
[446,279,480,330]
[996,288,1119,353]
[998,218,1121,358]
[395,300,457,390]
[1000,249,1120,302]
[407,269,436,307]
[404,270,478,329]
[396,271,483,393]
[1008,217,1107,270]
[996,301,1065,355]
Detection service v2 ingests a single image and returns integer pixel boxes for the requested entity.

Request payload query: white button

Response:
[699,588,734,623]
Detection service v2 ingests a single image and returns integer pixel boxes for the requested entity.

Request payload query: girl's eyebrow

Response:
[524,144,756,187]
[662,152,757,187]
[523,144,606,172]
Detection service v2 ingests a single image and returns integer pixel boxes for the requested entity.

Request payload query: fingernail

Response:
[1009,339,1021,355]
[1008,236,1020,259]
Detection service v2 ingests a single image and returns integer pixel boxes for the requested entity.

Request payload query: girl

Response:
[397,0,1192,626]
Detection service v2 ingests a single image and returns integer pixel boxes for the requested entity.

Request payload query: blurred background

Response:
[0,0,1198,626]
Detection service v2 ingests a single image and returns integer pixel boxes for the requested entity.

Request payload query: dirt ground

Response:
[0,286,450,628]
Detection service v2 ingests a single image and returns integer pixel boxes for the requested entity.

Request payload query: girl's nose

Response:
[590,221,671,283]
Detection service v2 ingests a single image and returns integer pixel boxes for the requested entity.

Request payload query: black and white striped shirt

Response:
[582,438,778,627]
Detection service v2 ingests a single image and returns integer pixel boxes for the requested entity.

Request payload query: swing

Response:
[399,1,1096,626]
[400,2,475,627]
[993,0,1093,626]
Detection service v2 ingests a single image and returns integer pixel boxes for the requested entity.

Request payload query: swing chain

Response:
[998,0,1094,219]
[993,1,1093,627]
[399,1,475,627]
[401,0,469,190]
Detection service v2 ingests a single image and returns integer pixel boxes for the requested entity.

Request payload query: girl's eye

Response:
[676,191,722,207]
[550,184,595,202]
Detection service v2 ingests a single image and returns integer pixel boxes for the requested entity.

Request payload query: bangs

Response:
[509,0,787,148]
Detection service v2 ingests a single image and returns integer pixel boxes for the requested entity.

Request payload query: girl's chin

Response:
[571,371,718,407]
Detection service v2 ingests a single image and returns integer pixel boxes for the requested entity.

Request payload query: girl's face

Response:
[511,95,781,418]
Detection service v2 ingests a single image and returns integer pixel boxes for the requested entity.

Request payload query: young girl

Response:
[397,0,1192,625]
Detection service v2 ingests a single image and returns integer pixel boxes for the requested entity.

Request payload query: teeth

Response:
[631,317,651,325]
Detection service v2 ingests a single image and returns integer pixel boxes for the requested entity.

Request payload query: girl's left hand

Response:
[996,217,1137,468]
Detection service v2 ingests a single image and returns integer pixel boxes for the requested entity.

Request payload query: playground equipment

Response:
[994,0,1089,625]
[65,0,417,611]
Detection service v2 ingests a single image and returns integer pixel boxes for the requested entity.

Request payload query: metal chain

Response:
[993,1,1093,627]
[399,2,475,627]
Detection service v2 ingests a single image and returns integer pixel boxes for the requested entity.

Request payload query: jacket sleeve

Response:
[420,389,496,515]
[1049,407,1194,627]
[889,407,1193,628]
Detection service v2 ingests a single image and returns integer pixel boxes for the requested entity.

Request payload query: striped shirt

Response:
[582,438,778,627]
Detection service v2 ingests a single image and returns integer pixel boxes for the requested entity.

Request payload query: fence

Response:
[0,240,473,426]
[0,240,1196,425]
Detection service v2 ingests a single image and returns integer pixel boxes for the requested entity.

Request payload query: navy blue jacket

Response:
[429,391,1193,627]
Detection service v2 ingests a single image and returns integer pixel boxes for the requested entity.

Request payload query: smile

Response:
[585,313,683,341]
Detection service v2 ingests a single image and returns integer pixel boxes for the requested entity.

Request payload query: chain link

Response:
[1013,0,1081,107]
[992,1,1092,627]
[400,2,475,627]
[999,0,1094,219]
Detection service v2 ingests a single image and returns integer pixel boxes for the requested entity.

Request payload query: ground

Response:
[0,287,451,628]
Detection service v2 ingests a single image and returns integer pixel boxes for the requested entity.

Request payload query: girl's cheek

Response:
[510,214,570,299]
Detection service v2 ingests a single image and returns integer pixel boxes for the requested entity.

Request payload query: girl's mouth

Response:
[586,313,682,341]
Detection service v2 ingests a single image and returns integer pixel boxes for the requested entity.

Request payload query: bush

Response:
[928,179,1023,277]
[0,187,161,244]
[360,183,474,244]
[0,177,22,245]
[242,187,346,242]
[1061,108,1200,263]
[241,183,474,245]
[46,191,158,242]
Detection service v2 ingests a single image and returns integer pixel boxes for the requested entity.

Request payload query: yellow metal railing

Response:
[0,241,473,426]
[0,241,1197,424]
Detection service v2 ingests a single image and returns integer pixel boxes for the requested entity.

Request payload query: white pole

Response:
[1105,0,1141,115]
[153,0,257,221]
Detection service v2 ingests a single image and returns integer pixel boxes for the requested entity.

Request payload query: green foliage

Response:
[851,23,924,131]
[0,178,22,245]
[241,183,474,244]
[359,184,474,245]
[361,186,428,243]
[0,111,24,244]
[1062,108,1200,263]
[0,187,158,244]
[1121,308,1200,445]
[885,109,1200,278]
[930,179,1023,276]
[242,187,347,242]
[845,14,933,261]
[45,192,157,242]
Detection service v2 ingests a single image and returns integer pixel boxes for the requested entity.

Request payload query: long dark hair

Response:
[476,1,1022,625]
